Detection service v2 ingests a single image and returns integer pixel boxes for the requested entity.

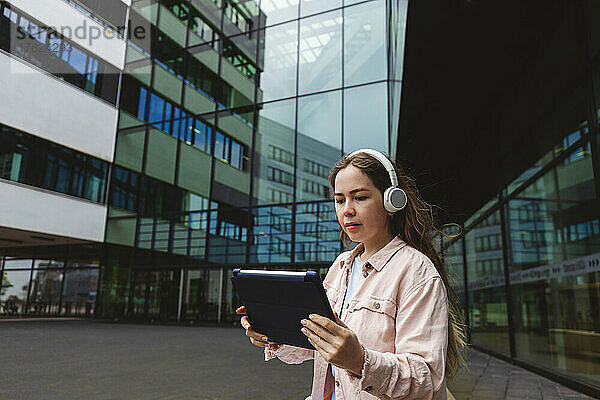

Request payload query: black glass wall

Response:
[440,8,600,390]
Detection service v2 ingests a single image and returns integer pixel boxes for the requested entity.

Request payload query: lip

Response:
[345,222,361,230]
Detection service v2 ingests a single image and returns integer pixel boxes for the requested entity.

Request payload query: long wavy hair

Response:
[328,151,466,379]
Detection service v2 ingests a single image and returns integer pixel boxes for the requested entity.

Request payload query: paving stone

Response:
[447,347,596,400]
[0,320,313,400]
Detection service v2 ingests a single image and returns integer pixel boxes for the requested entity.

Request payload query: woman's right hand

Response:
[235,306,280,349]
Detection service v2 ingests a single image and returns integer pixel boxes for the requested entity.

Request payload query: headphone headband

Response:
[348,149,398,187]
[346,148,407,213]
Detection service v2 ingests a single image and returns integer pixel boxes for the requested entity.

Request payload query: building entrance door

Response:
[131,270,180,321]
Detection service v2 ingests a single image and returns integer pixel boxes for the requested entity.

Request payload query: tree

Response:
[1,271,13,296]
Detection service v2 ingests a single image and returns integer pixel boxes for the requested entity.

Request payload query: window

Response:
[0,125,109,203]
[303,159,329,178]
[268,188,293,203]
[129,83,247,170]
[193,119,212,153]
[268,145,294,166]
[302,179,330,197]
[0,4,119,104]
[268,167,294,186]
[224,0,253,35]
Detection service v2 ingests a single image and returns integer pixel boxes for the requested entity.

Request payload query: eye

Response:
[334,198,344,204]
[355,196,368,201]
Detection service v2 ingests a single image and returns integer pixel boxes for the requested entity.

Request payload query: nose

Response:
[342,201,355,216]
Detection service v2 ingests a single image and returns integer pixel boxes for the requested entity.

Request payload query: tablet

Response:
[231,268,335,350]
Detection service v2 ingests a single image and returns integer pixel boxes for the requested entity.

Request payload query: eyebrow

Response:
[334,187,370,196]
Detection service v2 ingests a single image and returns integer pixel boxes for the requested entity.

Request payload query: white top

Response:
[332,254,366,400]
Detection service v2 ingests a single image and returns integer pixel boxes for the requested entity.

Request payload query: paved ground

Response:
[0,320,596,400]
[0,320,313,400]
[448,348,597,400]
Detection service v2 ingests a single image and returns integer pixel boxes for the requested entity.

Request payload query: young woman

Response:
[237,149,465,400]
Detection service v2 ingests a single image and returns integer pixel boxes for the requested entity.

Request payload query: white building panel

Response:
[0,53,117,162]
[0,180,107,243]
[10,0,126,70]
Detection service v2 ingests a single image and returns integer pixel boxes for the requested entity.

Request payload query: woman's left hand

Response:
[301,313,365,376]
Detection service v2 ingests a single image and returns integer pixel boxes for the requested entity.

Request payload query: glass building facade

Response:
[1,0,408,325]
[1,0,599,396]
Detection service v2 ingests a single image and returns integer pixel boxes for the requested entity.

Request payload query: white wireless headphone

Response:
[347,149,408,213]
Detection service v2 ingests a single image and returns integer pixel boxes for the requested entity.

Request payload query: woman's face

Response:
[334,165,391,247]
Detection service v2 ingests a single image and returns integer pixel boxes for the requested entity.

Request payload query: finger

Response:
[235,306,247,315]
[302,318,336,344]
[249,337,267,348]
[245,326,269,343]
[240,316,251,330]
[302,327,332,358]
[301,325,335,354]
[309,314,344,336]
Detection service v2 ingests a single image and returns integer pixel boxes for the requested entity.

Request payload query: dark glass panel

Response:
[28,269,61,315]
[446,238,466,313]
[509,143,600,387]
[466,210,510,355]
[184,269,221,322]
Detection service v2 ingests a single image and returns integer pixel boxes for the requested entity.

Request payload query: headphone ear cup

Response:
[383,187,408,213]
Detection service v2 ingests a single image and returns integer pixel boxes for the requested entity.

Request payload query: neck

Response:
[361,232,395,260]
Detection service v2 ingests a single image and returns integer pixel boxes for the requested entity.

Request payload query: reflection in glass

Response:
[465,211,510,355]
[260,0,299,26]
[100,264,131,319]
[508,141,600,387]
[249,205,293,263]
[259,21,298,101]
[254,99,296,205]
[508,172,562,270]
[344,1,386,86]
[185,269,221,322]
[297,90,341,201]
[445,239,465,312]
[295,202,340,262]
[343,82,388,153]
[0,270,31,316]
[62,269,99,316]
[298,10,342,94]
[557,144,598,259]
[464,196,499,230]
[28,269,61,315]
[300,0,341,17]
[3,258,33,270]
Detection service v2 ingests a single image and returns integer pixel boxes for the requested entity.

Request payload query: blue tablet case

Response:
[231,269,335,350]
